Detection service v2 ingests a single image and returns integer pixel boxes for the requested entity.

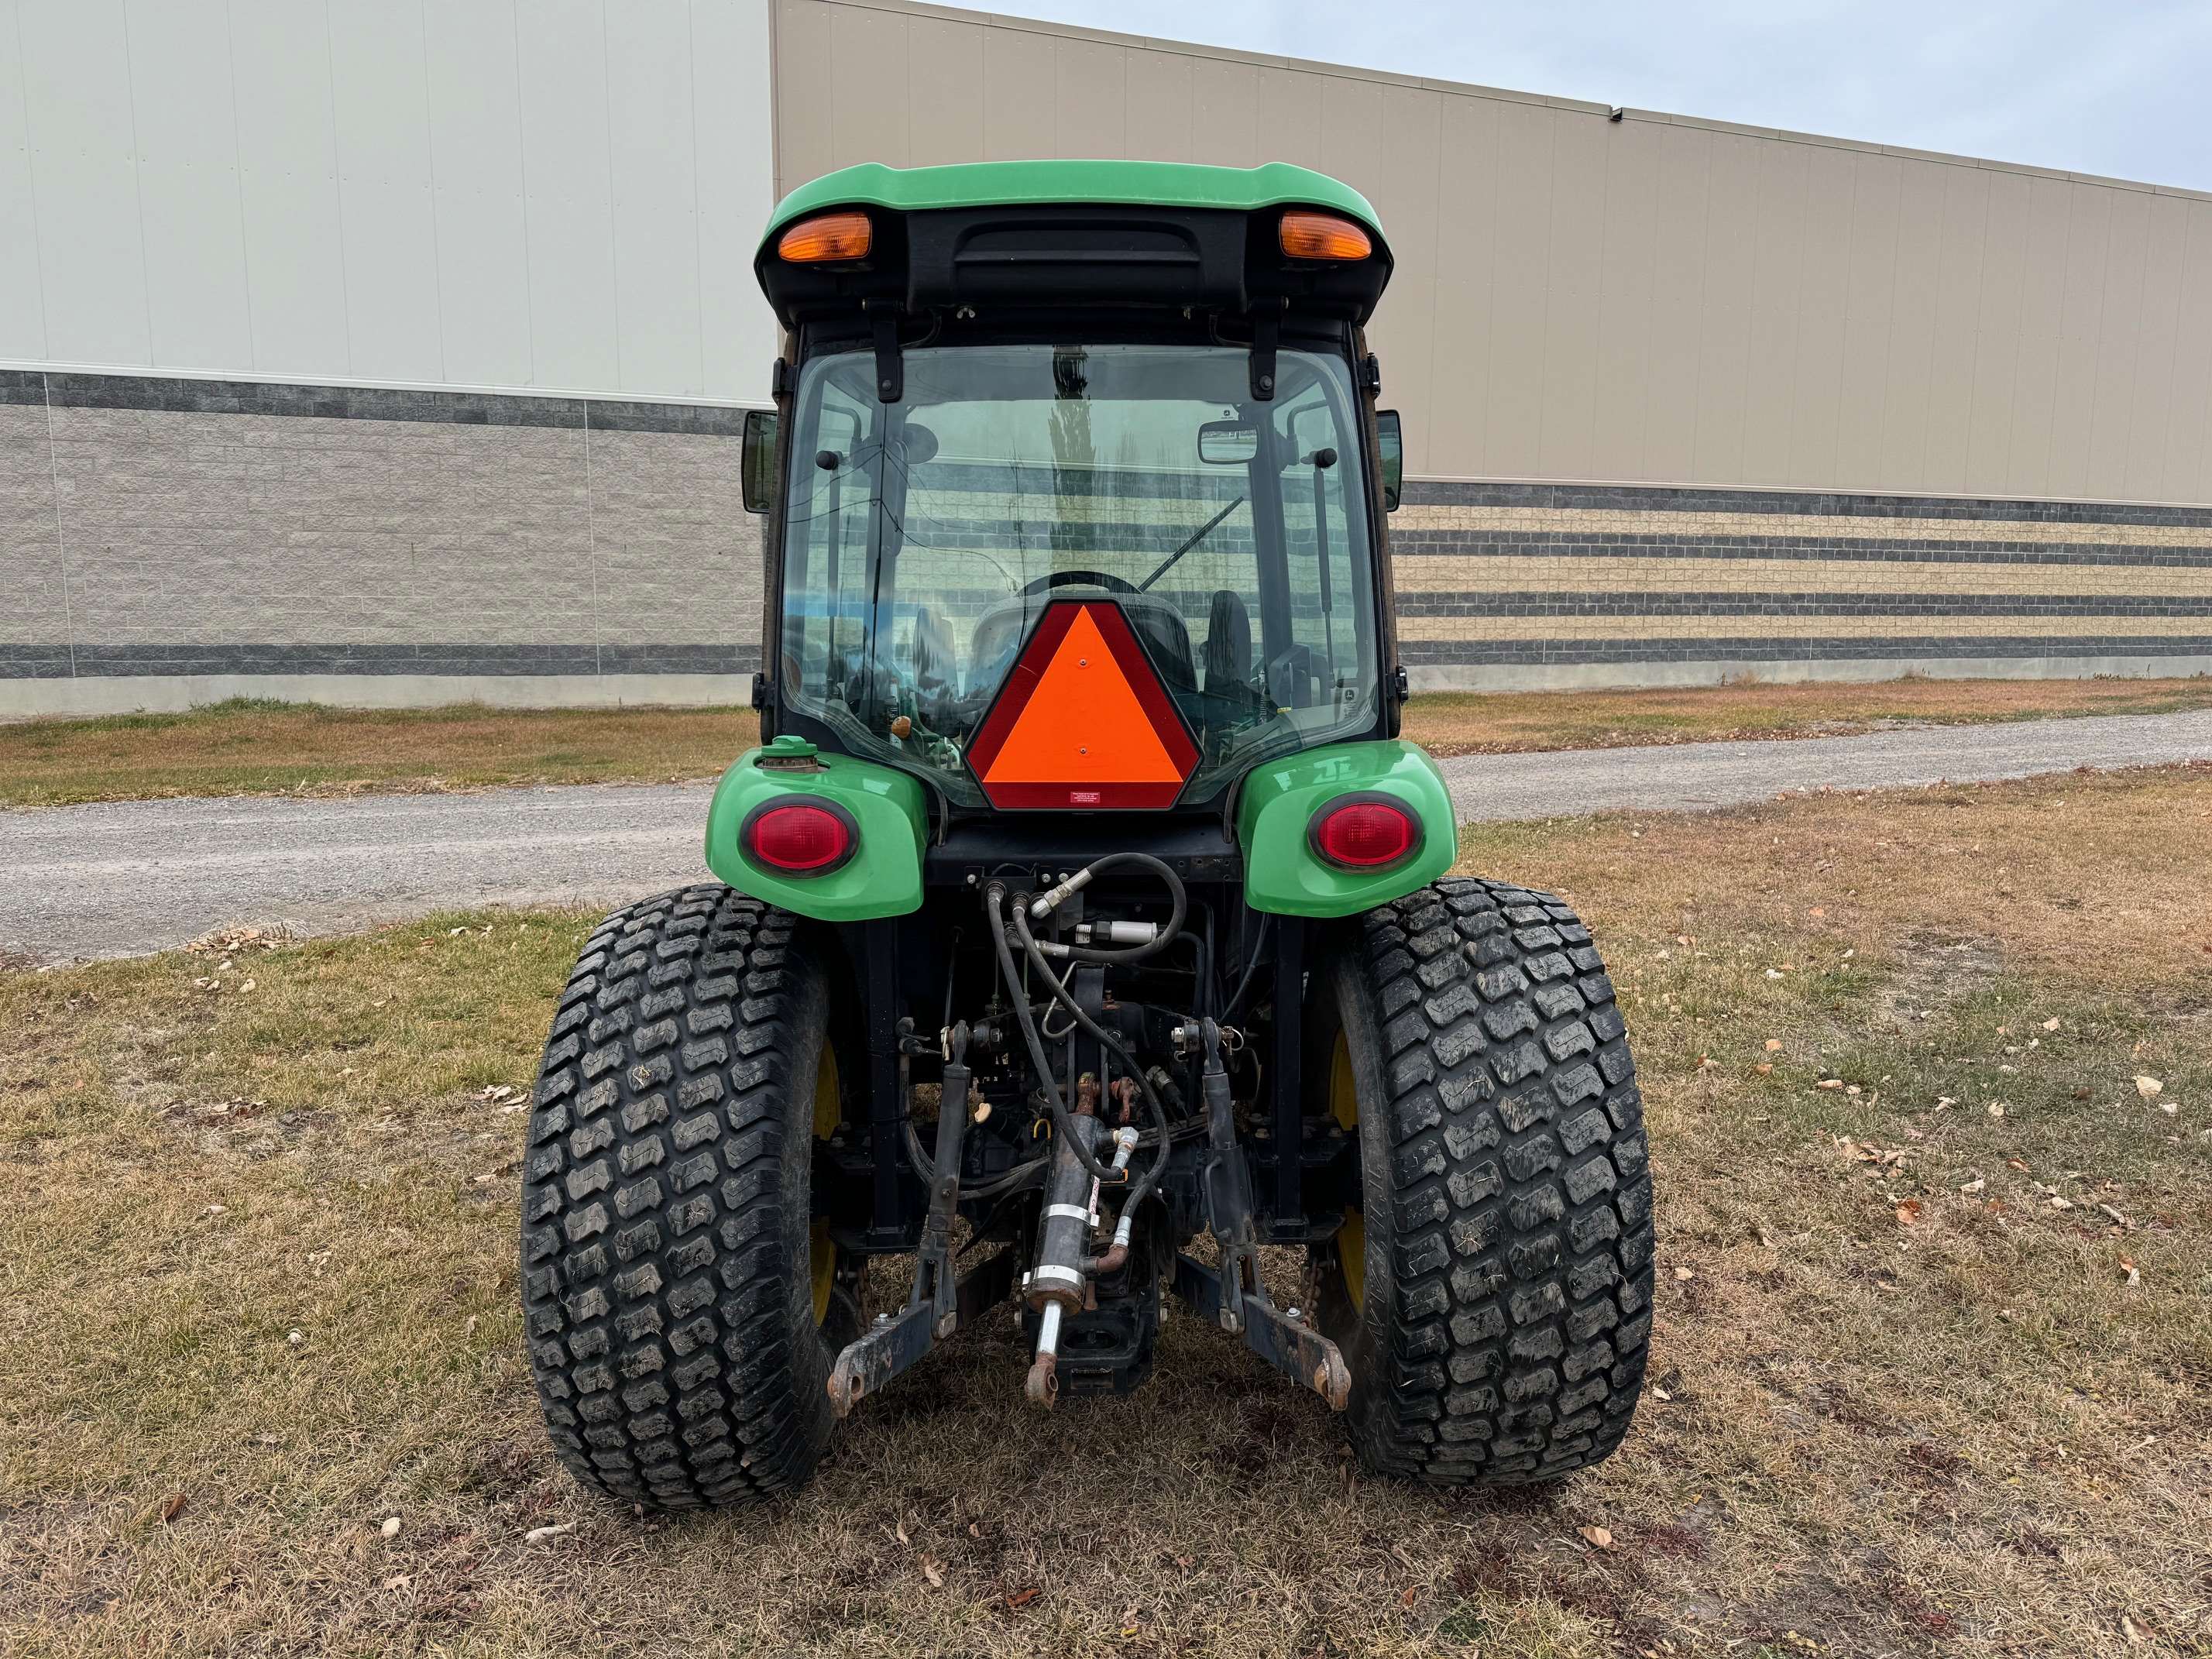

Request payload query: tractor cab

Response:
[739,161,1408,822]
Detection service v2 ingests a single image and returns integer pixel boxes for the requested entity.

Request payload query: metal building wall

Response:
[0,0,778,716]
[772,0,2212,510]
[0,0,779,399]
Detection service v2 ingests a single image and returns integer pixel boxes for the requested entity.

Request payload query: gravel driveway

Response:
[7,709,2210,964]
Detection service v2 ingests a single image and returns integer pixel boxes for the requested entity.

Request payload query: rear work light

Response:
[1309,794,1420,870]
[1279,210,1372,262]
[777,211,873,263]
[743,799,858,875]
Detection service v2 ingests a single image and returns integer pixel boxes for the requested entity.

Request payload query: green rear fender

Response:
[703,740,928,922]
[1236,740,1458,918]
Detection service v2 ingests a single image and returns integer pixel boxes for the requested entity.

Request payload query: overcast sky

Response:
[968,0,2212,193]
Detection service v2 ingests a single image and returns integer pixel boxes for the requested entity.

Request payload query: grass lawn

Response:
[4,768,2210,1656]
[5,675,2210,807]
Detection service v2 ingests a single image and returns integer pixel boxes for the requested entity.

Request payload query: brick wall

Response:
[5,369,2210,716]
[0,370,761,713]
[1391,482,2212,688]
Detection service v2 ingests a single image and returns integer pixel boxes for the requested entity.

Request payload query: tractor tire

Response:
[1308,876,1654,1485]
[520,884,858,1510]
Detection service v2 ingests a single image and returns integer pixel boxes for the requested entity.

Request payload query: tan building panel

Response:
[773,0,2212,507]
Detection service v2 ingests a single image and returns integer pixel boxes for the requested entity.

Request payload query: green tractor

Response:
[520,160,1653,1507]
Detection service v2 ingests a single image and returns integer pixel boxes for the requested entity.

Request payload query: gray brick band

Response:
[6,367,2212,704]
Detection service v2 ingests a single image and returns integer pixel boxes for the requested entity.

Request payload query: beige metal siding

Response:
[773,0,2212,507]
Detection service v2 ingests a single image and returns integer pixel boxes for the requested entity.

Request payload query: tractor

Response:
[520,160,1653,1508]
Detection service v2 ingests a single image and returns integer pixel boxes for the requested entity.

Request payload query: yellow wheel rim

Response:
[809,1042,840,1326]
[1329,1029,1364,1313]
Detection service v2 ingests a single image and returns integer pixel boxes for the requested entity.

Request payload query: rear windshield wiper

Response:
[1138,496,1245,592]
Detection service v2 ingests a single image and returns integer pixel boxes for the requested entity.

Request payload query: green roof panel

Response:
[761,160,1385,252]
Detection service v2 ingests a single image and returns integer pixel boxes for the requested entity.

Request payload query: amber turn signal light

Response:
[778,211,873,263]
[1279,210,1372,262]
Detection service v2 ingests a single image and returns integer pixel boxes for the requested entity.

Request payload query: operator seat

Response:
[1202,589,1253,698]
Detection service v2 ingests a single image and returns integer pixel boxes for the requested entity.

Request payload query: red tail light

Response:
[1309,795,1420,870]
[743,800,857,874]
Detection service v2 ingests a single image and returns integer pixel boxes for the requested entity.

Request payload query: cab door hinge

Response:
[1249,301,1284,402]
[750,672,769,711]
[865,301,903,404]
[1393,665,1410,703]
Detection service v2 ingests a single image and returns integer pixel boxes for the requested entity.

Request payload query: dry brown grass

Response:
[0,698,759,808]
[5,768,2211,1657]
[8,675,2211,807]
[1400,674,2212,758]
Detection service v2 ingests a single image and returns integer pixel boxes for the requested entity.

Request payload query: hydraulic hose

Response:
[984,884,1125,1187]
[1024,852,1187,965]
[902,1118,1046,1200]
[1008,899,1173,1218]
[1221,915,1274,1022]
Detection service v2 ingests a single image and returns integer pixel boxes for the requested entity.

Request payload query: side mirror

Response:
[1376,410,1403,512]
[1197,420,1259,465]
[741,407,779,514]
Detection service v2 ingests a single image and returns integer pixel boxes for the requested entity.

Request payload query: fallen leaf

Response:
[1894,1200,1923,1226]
[524,1522,577,1544]
[894,1518,910,1546]
[2118,1256,2140,1288]
[1816,1078,1845,1091]
[2135,1076,2163,1099]
[1754,1063,1774,1076]
[1673,1266,1695,1281]
[922,1559,944,1588]
[381,1575,411,1592]
[1007,1588,1040,1609]
[239,978,256,994]
[380,1516,400,1539]
[1808,907,1826,919]
[1987,1103,2006,1118]
[2123,1613,2152,1644]
[1960,1177,1985,1194]
[2041,1017,2060,1032]
[159,1492,187,1523]
[1764,1039,1783,1052]
[1578,1524,1616,1550]
[1400,1587,1420,1607]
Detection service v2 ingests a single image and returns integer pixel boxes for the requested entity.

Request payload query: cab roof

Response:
[761,160,1385,254]
[756,160,1393,331]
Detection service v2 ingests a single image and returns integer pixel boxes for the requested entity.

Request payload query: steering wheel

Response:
[1018,568,1139,596]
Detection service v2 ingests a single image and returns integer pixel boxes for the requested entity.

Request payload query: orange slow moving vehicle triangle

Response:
[967,601,1199,809]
